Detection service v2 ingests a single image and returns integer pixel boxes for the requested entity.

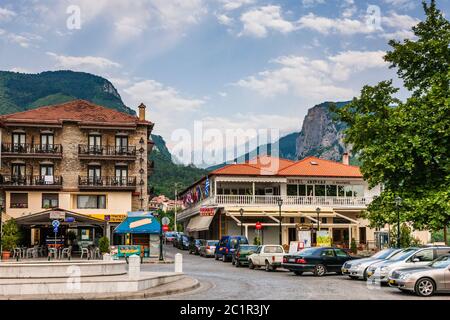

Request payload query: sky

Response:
[0,0,448,165]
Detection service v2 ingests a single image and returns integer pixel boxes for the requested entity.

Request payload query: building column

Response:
[252,182,255,202]
[348,226,352,248]
[245,225,248,239]
[106,222,111,241]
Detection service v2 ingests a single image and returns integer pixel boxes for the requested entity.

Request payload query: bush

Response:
[253,237,261,245]
[390,224,421,248]
[350,238,357,254]
[98,236,110,254]
[1,219,20,251]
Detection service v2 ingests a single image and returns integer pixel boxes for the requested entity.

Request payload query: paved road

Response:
[142,246,450,300]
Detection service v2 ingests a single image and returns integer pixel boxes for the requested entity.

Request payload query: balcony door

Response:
[88,166,102,185]
[12,132,26,152]
[115,166,128,185]
[40,165,54,184]
[115,136,128,155]
[88,135,102,154]
[11,163,26,185]
[40,133,54,152]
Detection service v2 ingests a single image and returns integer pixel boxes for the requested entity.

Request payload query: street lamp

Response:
[277,198,283,245]
[316,208,321,246]
[239,208,244,236]
[395,196,402,248]
[153,211,164,261]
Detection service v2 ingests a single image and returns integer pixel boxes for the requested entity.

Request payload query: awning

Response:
[186,215,215,232]
[14,209,105,226]
[114,216,161,234]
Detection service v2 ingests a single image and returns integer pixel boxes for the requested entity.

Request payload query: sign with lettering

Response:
[130,218,152,229]
[200,207,216,216]
[287,179,353,185]
[50,211,66,220]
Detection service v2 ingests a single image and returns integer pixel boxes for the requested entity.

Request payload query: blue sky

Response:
[0,0,448,164]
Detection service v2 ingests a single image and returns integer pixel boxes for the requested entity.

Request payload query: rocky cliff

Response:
[296,101,350,162]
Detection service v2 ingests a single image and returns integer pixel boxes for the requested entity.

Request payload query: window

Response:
[264,246,283,254]
[326,185,337,197]
[300,217,306,224]
[287,185,298,196]
[40,133,54,152]
[353,185,364,197]
[338,186,345,197]
[321,217,327,224]
[10,193,28,208]
[12,164,26,177]
[88,134,102,154]
[40,165,54,177]
[12,132,26,151]
[42,193,58,208]
[320,249,335,257]
[412,249,434,262]
[334,249,348,257]
[315,185,326,197]
[344,186,353,197]
[217,188,224,195]
[77,195,106,209]
[306,185,314,196]
[298,185,306,196]
[115,166,128,185]
[115,136,128,154]
[88,166,101,184]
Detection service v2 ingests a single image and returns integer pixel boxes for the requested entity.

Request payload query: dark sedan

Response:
[283,247,357,277]
[189,239,206,255]
[178,235,192,250]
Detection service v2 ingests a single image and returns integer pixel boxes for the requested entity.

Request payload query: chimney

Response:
[342,152,350,165]
[138,103,146,121]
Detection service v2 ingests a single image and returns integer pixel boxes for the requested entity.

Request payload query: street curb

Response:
[142,260,174,264]
[0,276,200,300]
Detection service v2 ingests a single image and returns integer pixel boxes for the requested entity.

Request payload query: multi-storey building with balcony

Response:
[177,155,429,249]
[0,100,154,246]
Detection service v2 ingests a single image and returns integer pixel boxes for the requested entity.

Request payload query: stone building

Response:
[0,100,154,246]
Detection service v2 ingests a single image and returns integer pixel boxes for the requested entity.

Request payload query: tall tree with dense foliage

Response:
[334,0,450,242]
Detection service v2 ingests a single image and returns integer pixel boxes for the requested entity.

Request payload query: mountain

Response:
[296,101,350,162]
[0,70,135,115]
[0,70,207,198]
[207,101,355,171]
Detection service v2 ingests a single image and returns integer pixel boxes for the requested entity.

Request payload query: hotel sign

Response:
[200,207,216,216]
[287,179,352,185]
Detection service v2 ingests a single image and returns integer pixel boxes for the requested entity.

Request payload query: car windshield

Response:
[239,245,259,253]
[296,248,319,256]
[430,256,450,268]
[372,248,397,259]
[389,248,417,261]
[207,241,218,246]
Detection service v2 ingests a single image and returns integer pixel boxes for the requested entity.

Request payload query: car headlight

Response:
[353,263,362,269]
[380,266,390,272]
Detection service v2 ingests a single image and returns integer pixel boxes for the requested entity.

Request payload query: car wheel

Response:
[215,254,219,260]
[349,276,358,280]
[249,260,255,270]
[222,254,227,262]
[363,268,368,281]
[313,264,327,277]
[235,260,240,268]
[294,271,303,276]
[415,278,435,297]
[265,261,272,272]
[232,258,236,265]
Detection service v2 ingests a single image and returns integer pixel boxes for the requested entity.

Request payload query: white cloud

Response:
[47,52,121,71]
[302,0,325,7]
[239,5,296,38]
[216,13,234,26]
[383,0,417,10]
[382,12,419,30]
[0,7,16,21]
[298,13,375,35]
[123,80,205,111]
[234,50,388,99]
[219,0,256,11]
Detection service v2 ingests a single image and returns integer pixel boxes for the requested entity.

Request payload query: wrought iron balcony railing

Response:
[1,143,63,155]
[78,145,137,157]
[0,175,63,187]
[78,176,137,188]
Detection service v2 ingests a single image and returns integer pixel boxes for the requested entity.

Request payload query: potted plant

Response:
[1,219,20,260]
[98,236,110,255]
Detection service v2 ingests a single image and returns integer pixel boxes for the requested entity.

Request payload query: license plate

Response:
[367,272,373,277]
[389,280,396,285]
[289,259,296,263]
[342,269,348,273]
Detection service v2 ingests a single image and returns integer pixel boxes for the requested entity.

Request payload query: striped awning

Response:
[186,215,215,232]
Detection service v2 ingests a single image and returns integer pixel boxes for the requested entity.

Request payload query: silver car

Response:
[342,248,403,280]
[388,255,450,297]
[367,246,450,283]
[199,240,219,258]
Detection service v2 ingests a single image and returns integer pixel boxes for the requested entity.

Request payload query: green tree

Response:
[98,236,110,254]
[334,0,450,241]
[1,219,21,252]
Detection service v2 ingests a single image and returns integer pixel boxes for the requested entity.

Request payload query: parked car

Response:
[178,235,193,250]
[247,245,285,271]
[189,239,206,255]
[164,231,177,243]
[199,240,219,258]
[232,245,259,267]
[388,255,450,297]
[283,247,356,277]
[367,246,450,284]
[173,232,184,248]
[214,236,249,262]
[342,248,403,280]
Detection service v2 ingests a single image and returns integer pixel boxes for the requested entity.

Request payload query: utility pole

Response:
[174,183,181,232]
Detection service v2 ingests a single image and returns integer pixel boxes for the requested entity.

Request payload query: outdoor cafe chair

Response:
[81,247,90,259]
[93,247,101,259]
[26,247,38,259]
[48,247,58,259]
[12,248,21,259]
[61,246,72,259]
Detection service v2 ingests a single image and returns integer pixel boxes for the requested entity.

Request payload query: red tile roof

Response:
[0,100,151,126]
[211,156,362,178]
